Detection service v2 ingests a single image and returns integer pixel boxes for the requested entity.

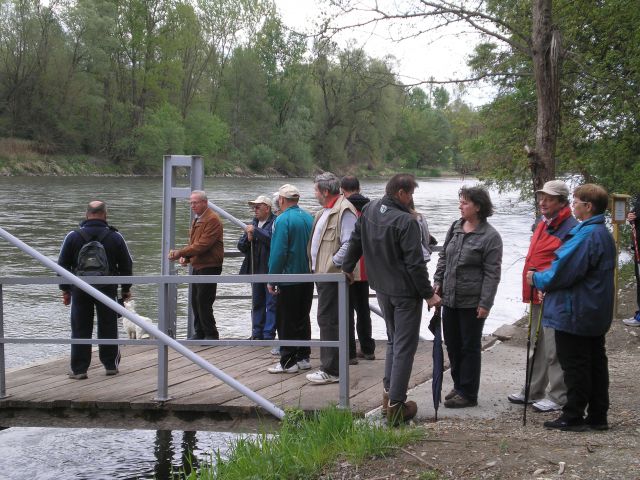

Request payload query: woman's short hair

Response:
[459,185,494,221]
[386,174,418,196]
[574,184,609,215]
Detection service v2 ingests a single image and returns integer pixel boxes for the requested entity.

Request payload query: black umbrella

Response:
[428,306,444,421]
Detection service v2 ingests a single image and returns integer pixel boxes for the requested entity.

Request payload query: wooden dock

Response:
[0,340,438,431]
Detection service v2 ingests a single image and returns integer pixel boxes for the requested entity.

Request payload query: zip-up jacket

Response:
[522,206,577,303]
[237,212,276,275]
[434,218,502,310]
[175,207,224,270]
[268,204,313,285]
[342,195,435,299]
[58,219,133,293]
[346,193,370,281]
[532,214,616,336]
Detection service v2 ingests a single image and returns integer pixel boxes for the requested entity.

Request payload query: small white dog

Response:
[122,299,152,339]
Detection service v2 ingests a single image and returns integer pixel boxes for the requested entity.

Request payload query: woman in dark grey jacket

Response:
[434,186,503,408]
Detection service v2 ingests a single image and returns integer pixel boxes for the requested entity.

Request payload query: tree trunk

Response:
[531,0,561,193]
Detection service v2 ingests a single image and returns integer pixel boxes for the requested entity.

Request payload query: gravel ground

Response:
[321,285,640,479]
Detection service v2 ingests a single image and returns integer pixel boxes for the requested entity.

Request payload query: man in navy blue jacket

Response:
[237,195,277,340]
[527,184,615,431]
[58,200,133,379]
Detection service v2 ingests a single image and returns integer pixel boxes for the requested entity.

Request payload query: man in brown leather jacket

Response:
[169,190,224,339]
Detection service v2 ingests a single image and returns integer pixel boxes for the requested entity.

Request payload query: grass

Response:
[182,406,424,479]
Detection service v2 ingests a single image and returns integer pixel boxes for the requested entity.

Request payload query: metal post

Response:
[337,276,349,408]
[155,282,170,401]
[0,284,7,399]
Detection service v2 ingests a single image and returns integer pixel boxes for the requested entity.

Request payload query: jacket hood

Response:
[347,193,370,212]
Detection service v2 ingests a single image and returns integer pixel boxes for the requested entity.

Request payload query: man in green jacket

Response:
[267,184,314,374]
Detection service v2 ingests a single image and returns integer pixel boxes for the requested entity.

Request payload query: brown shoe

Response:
[444,394,477,409]
[444,389,457,401]
[387,400,418,426]
[382,388,389,417]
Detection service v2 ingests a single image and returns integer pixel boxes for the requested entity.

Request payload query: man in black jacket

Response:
[58,200,133,379]
[237,195,277,340]
[343,174,441,425]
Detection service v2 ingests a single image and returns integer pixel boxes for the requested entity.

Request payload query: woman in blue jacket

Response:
[527,184,615,432]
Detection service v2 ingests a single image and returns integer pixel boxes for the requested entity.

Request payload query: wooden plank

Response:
[0,340,440,429]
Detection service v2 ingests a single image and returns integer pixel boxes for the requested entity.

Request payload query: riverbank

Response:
[0,138,456,178]
[321,282,640,479]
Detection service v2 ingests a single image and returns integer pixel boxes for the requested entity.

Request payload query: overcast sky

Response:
[273,0,495,106]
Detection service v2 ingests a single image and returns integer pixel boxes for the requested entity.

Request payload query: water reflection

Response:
[153,430,198,479]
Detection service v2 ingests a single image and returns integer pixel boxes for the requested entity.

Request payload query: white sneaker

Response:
[297,359,312,370]
[270,347,280,356]
[306,370,339,384]
[532,398,562,412]
[623,317,640,327]
[267,362,298,374]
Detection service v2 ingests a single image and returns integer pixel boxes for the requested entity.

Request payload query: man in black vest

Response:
[58,200,133,379]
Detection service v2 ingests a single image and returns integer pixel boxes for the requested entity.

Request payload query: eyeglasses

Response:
[189,200,205,205]
[251,204,265,209]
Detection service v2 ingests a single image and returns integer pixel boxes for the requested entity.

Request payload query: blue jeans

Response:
[442,306,485,402]
[251,282,277,339]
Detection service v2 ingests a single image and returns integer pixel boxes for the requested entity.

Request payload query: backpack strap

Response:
[75,227,112,243]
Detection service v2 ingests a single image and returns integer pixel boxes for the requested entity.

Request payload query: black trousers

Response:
[442,306,485,402]
[70,285,120,374]
[349,281,376,357]
[192,266,222,339]
[555,330,609,423]
[277,283,313,368]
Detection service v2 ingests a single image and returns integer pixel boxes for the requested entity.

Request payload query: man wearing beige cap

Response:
[508,179,577,413]
[267,184,314,373]
[238,195,277,340]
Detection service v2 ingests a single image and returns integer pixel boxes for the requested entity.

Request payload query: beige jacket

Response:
[309,195,361,279]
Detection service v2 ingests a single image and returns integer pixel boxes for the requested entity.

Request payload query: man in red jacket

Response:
[507,180,578,412]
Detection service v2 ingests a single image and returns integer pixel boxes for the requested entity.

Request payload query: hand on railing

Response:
[62,291,71,306]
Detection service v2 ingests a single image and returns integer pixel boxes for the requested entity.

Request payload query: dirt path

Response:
[323,286,640,479]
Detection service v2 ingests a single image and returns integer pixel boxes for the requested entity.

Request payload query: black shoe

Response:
[585,417,609,431]
[444,394,477,408]
[544,416,587,432]
[204,335,218,340]
[188,334,204,340]
[349,357,359,365]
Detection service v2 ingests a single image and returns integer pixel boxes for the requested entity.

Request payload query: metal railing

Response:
[0,227,350,420]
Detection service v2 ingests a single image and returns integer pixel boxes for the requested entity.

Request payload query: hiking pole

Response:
[523,267,536,426]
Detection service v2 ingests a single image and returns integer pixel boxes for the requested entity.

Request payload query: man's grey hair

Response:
[191,190,208,201]
[314,172,340,195]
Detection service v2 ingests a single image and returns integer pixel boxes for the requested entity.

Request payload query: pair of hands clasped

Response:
[62,290,131,306]
[433,284,490,319]
[168,249,188,265]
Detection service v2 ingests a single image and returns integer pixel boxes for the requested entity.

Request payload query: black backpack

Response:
[75,228,112,276]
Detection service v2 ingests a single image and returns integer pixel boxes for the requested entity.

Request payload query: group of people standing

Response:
[57,175,617,432]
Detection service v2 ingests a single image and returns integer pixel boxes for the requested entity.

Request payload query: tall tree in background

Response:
[323,0,563,192]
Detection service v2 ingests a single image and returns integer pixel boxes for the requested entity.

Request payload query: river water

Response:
[0,175,533,479]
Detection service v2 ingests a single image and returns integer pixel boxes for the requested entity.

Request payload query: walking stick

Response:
[523,268,536,426]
